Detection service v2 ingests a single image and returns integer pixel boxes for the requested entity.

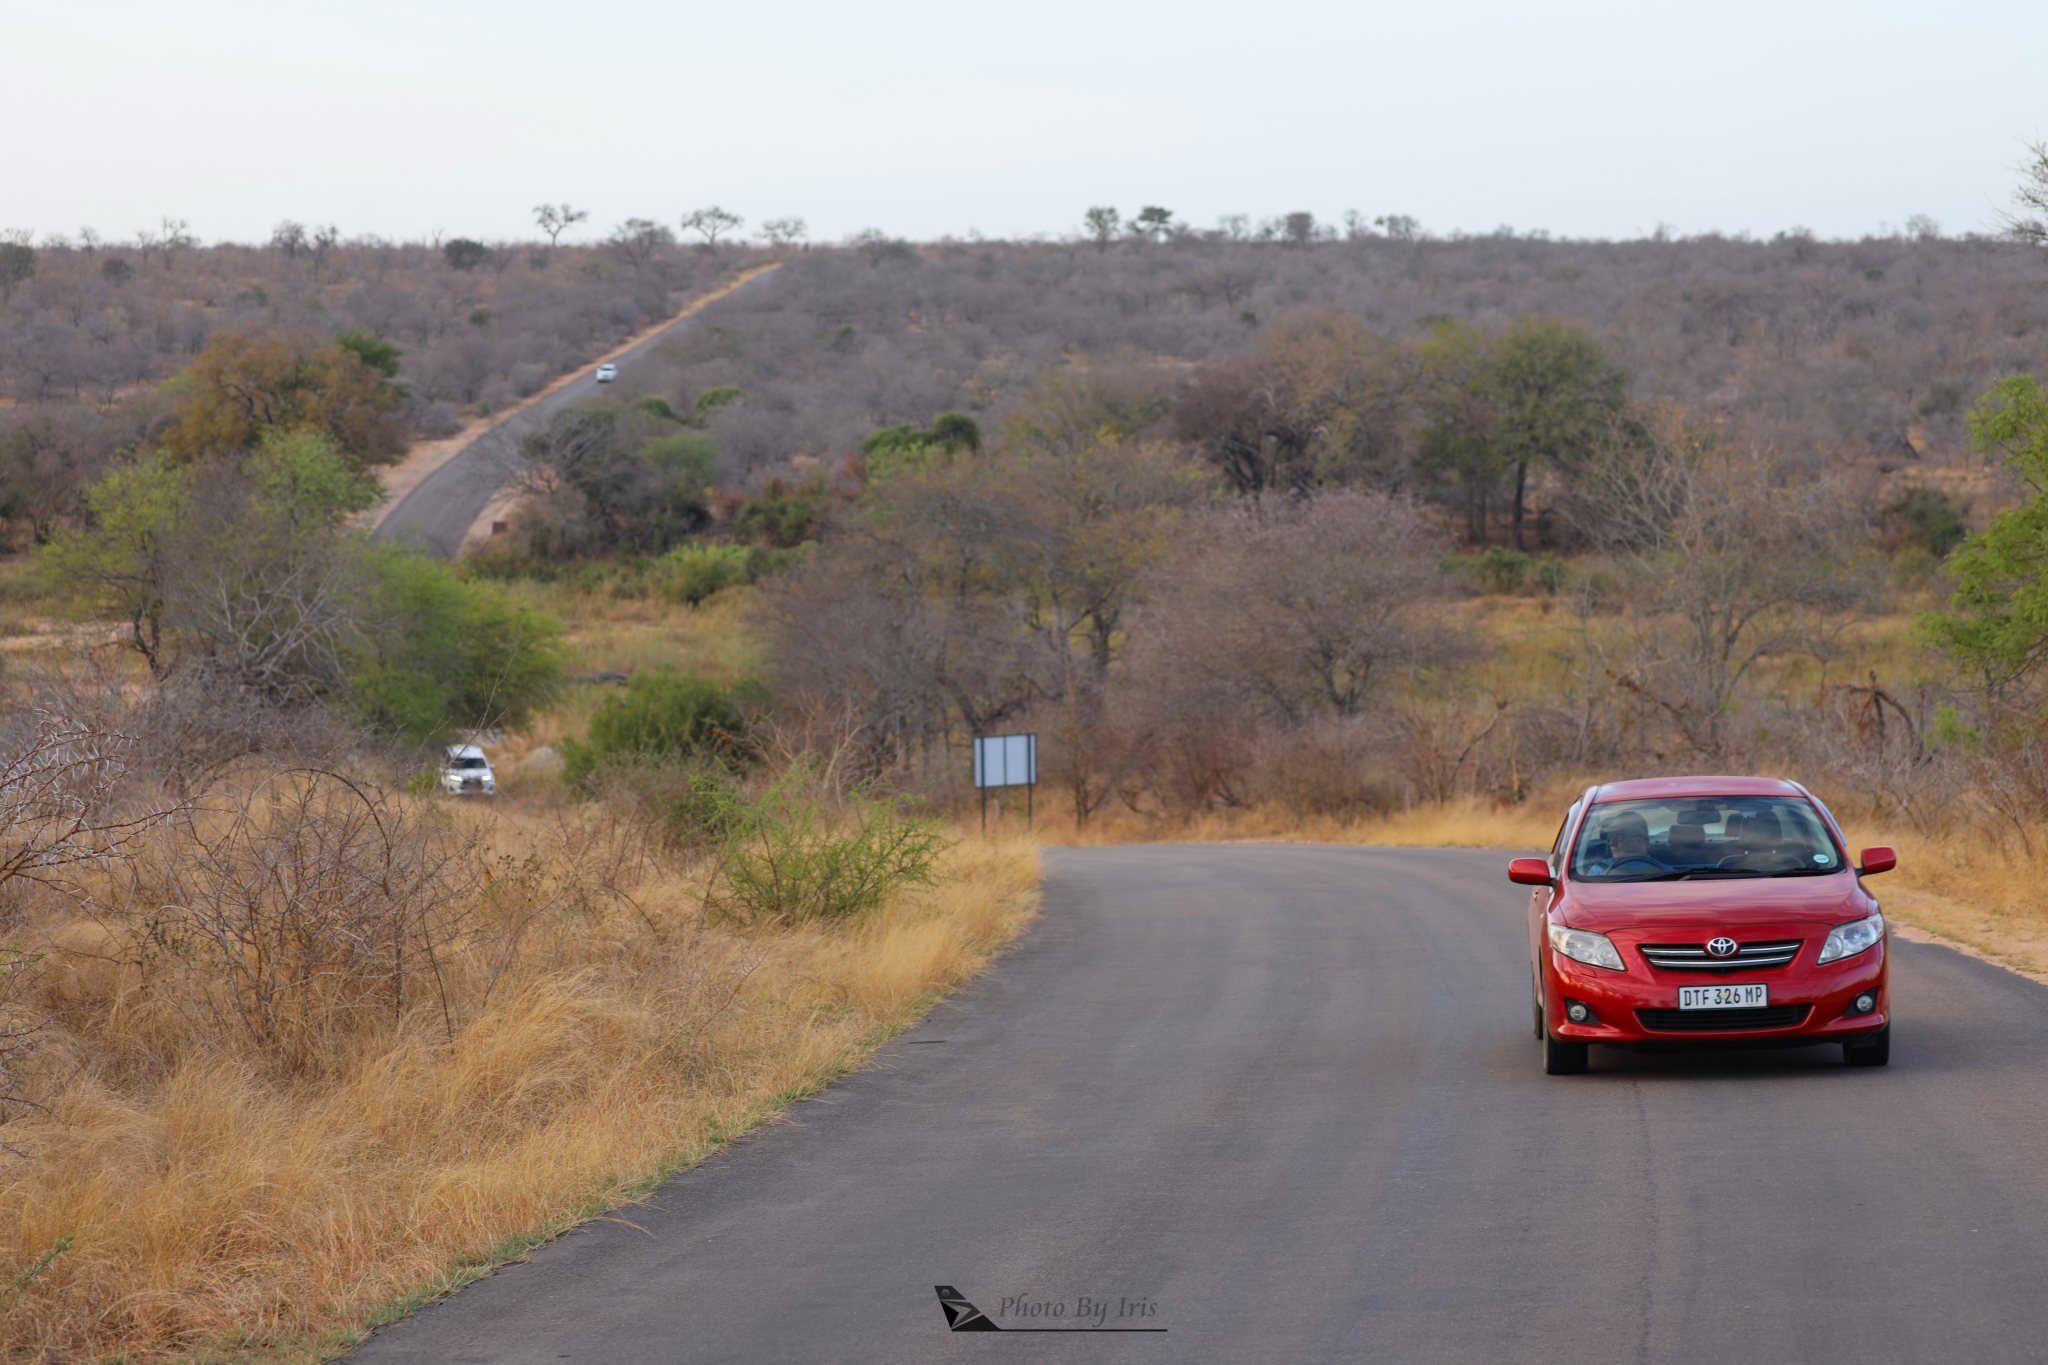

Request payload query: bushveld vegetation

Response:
[0,622,1032,1360]
[0,220,768,544]
[5,151,2048,1356]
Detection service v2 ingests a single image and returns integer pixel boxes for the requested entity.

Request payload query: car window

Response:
[1549,803,1579,863]
[1569,796,1844,879]
[453,757,488,769]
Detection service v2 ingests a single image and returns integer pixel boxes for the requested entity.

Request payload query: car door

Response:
[1529,801,1578,975]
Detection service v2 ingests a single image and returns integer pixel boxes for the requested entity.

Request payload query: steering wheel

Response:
[1601,854,1670,873]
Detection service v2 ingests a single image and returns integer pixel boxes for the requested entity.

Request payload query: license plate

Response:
[1679,983,1769,1010]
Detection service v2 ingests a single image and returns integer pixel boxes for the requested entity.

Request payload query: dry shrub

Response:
[0,756,1038,1361]
[1244,717,1409,818]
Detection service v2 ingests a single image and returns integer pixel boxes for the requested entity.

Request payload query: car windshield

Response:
[452,756,488,769]
[1569,796,1845,881]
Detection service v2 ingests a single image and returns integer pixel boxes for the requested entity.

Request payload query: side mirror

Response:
[1508,857,1554,886]
[1858,846,1897,877]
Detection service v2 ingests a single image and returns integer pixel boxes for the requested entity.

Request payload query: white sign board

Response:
[972,734,1037,789]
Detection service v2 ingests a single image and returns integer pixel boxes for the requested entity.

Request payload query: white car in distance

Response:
[595,362,618,383]
[442,744,497,796]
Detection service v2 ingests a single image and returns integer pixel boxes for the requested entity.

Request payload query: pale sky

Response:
[11,0,2045,246]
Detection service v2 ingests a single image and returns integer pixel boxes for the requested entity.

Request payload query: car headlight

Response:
[1548,921,1625,971]
[1816,911,1884,965]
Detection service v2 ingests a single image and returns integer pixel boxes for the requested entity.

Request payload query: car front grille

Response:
[1639,939,1803,973]
[1635,1004,1812,1032]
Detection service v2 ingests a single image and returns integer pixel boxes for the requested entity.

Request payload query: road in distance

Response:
[372,267,780,557]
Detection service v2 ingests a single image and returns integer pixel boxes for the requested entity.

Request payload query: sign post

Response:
[972,734,1038,831]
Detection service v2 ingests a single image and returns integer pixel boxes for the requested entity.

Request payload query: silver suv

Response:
[441,744,497,796]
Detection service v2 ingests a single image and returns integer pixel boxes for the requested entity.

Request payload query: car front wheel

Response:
[1544,1034,1589,1075]
[1843,1025,1891,1067]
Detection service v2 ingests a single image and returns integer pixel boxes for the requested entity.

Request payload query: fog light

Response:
[1851,992,1877,1015]
[1565,1000,1592,1024]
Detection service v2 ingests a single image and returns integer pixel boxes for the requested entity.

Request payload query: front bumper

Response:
[1545,932,1888,1046]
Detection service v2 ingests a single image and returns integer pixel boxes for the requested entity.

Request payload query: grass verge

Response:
[0,806,1038,1363]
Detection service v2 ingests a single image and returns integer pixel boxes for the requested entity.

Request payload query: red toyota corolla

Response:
[1514,776,1894,1074]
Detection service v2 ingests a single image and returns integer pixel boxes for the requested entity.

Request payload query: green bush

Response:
[353,548,567,742]
[1533,553,1572,594]
[655,543,752,605]
[703,765,953,926]
[560,668,757,786]
[651,541,809,605]
[732,478,826,548]
[1475,545,1531,593]
[1886,485,1969,557]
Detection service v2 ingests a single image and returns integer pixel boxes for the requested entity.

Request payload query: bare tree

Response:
[681,206,743,248]
[534,202,588,247]
[1083,206,1120,251]
[1128,490,1451,726]
[158,217,196,271]
[271,220,308,259]
[2004,140,2048,250]
[760,216,808,248]
[310,224,341,281]
[1572,410,1879,760]
[609,217,675,268]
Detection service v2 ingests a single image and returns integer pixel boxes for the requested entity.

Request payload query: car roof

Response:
[445,744,488,760]
[1590,775,1805,802]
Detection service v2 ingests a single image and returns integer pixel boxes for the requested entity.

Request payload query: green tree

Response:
[0,233,34,303]
[39,452,194,668]
[732,478,826,547]
[352,550,566,741]
[1418,315,1629,548]
[1925,375,2048,686]
[859,413,981,482]
[43,433,383,697]
[443,238,490,271]
[44,434,562,736]
[1416,320,1502,542]
[624,433,717,549]
[157,329,409,467]
[335,329,403,379]
[1484,316,1630,550]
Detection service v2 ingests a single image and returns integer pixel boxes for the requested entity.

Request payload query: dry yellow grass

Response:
[0,796,1037,1362]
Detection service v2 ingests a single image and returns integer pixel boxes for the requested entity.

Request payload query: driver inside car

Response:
[1582,811,1652,875]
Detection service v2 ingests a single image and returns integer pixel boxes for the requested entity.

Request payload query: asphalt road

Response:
[348,844,2048,1364]
[372,267,781,557]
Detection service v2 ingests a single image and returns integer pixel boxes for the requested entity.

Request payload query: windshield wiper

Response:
[1598,870,1689,882]
[1765,866,1839,878]
[1679,869,1766,879]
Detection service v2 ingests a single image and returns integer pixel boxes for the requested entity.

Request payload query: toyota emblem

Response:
[1706,936,1740,958]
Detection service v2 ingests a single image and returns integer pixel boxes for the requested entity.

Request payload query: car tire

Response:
[1544,1035,1589,1075]
[1532,978,1545,1040]
[1843,1025,1891,1067]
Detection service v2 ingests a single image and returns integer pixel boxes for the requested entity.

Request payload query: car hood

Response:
[1559,873,1874,930]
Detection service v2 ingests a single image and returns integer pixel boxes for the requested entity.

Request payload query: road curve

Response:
[348,845,2048,1363]
[372,267,782,557]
